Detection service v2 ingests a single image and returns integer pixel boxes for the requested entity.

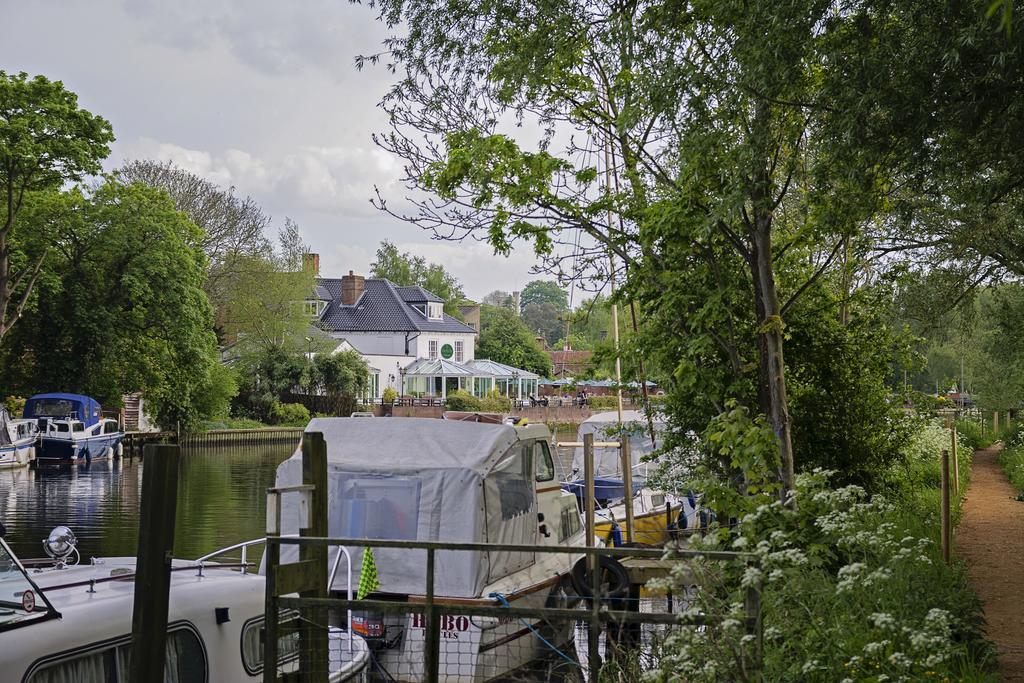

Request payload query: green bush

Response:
[270,401,311,426]
[445,389,481,411]
[997,426,1024,498]
[650,421,994,682]
[587,395,620,410]
[200,417,269,430]
[381,387,398,404]
[956,419,994,451]
[479,389,511,412]
[3,396,26,416]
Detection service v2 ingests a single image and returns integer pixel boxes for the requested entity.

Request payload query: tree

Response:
[477,305,551,376]
[0,179,222,429]
[305,350,370,416]
[0,71,113,343]
[520,280,567,313]
[365,0,949,498]
[521,300,562,347]
[116,159,275,320]
[370,240,465,314]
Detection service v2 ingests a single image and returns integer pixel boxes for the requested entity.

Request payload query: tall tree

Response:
[0,71,113,343]
[115,159,275,316]
[0,179,222,429]
[370,239,465,314]
[520,280,568,313]
[477,305,552,376]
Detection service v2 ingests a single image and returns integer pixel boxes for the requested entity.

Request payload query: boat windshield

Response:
[0,539,56,631]
[25,399,79,418]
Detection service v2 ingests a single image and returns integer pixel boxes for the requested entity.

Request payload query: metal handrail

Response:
[195,538,267,574]
[328,546,354,654]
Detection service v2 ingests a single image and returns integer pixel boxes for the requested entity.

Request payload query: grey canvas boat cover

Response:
[271,417,539,598]
[571,410,666,479]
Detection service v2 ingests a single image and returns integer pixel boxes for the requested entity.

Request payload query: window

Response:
[428,303,443,320]
[241,611,301,675]
[72,422,85,433]
[534,441,555,482]
[454,340,464,363]
[428,340,438,359]
[558,497,582,541]
[27,625,206,683]
[303,300,327,317]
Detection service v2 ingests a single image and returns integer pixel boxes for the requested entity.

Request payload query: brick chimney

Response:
[302,252,320,276]
[341,270,365,305]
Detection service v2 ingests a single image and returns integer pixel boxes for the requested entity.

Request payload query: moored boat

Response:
[0,407,38,469]
[0,527,369,682]
[270,417,588,682]
[562,410,705,546]
[23,393,124,466]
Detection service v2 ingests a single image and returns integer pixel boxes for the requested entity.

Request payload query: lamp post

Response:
[511,370,520,406]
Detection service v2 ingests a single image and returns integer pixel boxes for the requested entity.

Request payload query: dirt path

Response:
[957,445,1024,680]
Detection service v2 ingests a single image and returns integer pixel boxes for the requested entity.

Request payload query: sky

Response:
[0,0,545,300]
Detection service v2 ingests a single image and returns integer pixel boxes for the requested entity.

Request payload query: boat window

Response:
[334,476,421,540]
[534,441,555,482]
[240,611,301,675]
[558,496,582,541]
[72,422,85,433]
[484,446,537,580]
[104,421,119,434]
[26,625,206,683]
[56,422,70,434]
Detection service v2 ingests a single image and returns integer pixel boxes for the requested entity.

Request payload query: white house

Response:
[307,267,538,401]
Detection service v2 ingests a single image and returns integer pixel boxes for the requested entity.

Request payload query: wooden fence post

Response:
[583,432,601,676]
[941,449,951,565]
[951,423,960,499]
[424,547,440,683]
[994,411,1000,435]
[130,444,180,683]
[299,432,329,682]
[620,437,635,544]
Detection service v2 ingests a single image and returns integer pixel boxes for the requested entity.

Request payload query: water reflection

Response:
[0,443,295,561]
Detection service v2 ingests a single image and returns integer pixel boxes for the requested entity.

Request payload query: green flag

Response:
[356,547,380,599]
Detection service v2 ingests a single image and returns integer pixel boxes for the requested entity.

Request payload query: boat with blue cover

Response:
[24,393,124,467]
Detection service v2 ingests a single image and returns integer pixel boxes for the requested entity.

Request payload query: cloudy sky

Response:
[1,0,544,300]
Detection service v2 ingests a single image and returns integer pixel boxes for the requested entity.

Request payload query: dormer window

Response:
[304,300,328,317]
[427,303,443,320]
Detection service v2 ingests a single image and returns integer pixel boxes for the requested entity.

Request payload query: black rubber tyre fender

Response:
[569,555,630,600]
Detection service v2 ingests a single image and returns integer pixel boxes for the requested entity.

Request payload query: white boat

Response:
[0,527,369,682]
[563,410,704,546]
[0,407,38,469]
[270,417,588,682]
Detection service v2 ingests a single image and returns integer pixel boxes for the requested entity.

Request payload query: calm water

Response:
[0,443,295,562]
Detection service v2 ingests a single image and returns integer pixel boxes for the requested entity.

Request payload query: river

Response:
[0,443,295,562]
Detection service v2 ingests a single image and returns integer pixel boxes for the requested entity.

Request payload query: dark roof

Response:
[314,285,332,300]
[317,277,475,334]
[395,285,443,304]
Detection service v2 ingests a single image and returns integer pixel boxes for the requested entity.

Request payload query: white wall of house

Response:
[411,332,476,363]
[360,353,419,397]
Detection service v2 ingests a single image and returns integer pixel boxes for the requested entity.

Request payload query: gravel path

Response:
[957,445,1024,680]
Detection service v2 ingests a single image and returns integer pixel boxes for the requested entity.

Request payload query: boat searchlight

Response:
[42,526,79,567]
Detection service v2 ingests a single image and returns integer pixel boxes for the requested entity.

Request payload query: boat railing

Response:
[197,537,355,653]
[194,537,267,574]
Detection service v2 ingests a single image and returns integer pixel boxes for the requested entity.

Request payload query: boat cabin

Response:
[23,393,103,429]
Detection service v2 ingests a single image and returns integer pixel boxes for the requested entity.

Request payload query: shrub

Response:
[479,389,511,412]
[3,396,26,416]
[445,389,481,411]
[588,395,620,410]
[270,401,311,426]
[382,387,398,404]
[997,426,1024,498]
[650,420,994,682]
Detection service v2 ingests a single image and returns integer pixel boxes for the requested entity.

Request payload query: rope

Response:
[488,591,580,667]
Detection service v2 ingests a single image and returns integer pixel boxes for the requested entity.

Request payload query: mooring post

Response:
[129,443,180,683]
[941,448,951,565]
[583,432,601,675]
[299,432,329,682]
[620,436,635,544]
